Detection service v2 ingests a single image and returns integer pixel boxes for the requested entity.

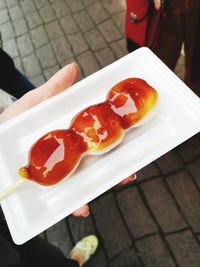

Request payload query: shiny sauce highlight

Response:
[19,78,158,185]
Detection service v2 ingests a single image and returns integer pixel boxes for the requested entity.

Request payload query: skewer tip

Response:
[18,167,29,179]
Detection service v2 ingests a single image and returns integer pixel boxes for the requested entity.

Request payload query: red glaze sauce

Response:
[107,78,158,129]
[70,101,124,152]
[19,129,87,185]
[19,78,158,185]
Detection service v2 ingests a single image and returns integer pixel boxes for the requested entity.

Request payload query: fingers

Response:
[72,204,90,217]
[154,0,161,10]
[117,173,137,186]
[0,63,78,124]
[72,173,137,217]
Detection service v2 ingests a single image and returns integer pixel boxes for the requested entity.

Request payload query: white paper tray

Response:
[0,48,200,244]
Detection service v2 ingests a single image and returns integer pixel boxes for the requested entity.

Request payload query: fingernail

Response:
[130,173,137,181]
[73,62,80,72]
[82,210,90,217]
[67,62,79,79]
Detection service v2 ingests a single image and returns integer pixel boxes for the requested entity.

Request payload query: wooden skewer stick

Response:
[0,178,26,201]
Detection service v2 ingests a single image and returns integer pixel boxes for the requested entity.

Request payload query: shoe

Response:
[68,235,98,266]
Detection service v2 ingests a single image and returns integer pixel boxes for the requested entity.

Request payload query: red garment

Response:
[125,0,165,49]
[125,0,200,96]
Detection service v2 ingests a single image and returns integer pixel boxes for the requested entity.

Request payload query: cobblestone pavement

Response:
[0,1,200,267]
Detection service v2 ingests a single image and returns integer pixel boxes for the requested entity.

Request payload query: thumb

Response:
[0,63,78,123]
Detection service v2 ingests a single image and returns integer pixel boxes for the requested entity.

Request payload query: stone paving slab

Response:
[167,171,200,233]
[136,234,176,267]
[0,1,200,267]
[166,230,200,267]
[117,187,158,239]
[141,178,187,233]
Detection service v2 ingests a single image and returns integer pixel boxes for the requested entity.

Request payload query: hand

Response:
[0,63,136,217]
[153,0,161,10]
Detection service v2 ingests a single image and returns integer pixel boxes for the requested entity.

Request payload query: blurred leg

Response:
[0,219,79,267]
[0,49,35,99]
[126,38,140,53]
[154,0,184,70]
[184,0,200,96]
[13,70,35,98]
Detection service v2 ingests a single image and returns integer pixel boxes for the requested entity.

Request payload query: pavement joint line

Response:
[156,162,200,249]
[173,149,200,193]
[115,175,164,193]
[112,191,146,267]
[63,0,103,73]
[116,171,199,239]
[135,232,159,241]
[65,0,84,13]
[108,243,138,263]
[2,1,22,66]
[184,164,200,192]
[175,149,200,164]
[164,227,191,236]
[40,5,64,70]
[65,217,76,246]
[64,1,101,61]
[66,190,111,265]
[90,207,111,267]
[64,1,124,66]
[137,183,180,267]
